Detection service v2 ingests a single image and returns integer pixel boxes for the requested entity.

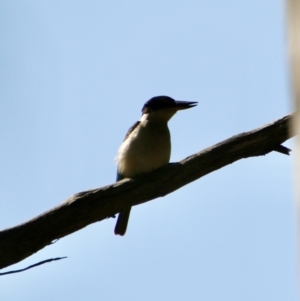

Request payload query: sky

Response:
[0,1,297,300]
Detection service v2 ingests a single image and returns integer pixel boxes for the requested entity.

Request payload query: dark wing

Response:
[116,171,124,181]
[116,121,141,182]
[123,121,140,141]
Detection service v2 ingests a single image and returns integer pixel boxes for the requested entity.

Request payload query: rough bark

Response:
[0,114,293,269]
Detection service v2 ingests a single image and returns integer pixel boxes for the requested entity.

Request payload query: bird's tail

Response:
[114,207,131,236]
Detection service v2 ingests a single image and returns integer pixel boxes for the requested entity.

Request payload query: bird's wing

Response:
[116,121,141,181]
[123,121,140,141]
[116,171,124,181]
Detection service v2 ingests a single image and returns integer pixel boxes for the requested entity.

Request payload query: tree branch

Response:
[0,114,294,269]
[0,257,67,276]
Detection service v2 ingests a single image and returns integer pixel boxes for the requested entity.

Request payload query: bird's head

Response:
[141,96,197,122]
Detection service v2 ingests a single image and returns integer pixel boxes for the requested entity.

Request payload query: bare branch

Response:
[0,114,294,269]
[0,257,67,276]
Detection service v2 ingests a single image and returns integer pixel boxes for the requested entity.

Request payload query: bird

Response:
[114,95,197,236]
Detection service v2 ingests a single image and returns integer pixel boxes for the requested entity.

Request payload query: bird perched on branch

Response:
[115,95,197,235]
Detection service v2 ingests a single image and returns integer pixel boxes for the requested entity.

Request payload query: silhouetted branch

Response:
[0,113,294,269]
[0,257,67,276]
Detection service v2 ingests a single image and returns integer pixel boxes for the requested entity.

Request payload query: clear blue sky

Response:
[0,1,297,300]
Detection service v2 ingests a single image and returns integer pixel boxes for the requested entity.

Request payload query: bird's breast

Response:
[116,123,171,178]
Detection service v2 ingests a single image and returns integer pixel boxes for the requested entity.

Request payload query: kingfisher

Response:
[114,95,197,235]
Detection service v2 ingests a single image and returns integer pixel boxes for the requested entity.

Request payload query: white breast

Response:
[116,120,171,178]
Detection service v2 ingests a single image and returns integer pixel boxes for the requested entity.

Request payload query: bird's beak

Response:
[172,101,198,110]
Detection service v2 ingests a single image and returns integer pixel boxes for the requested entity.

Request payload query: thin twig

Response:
[0,257,67,276]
